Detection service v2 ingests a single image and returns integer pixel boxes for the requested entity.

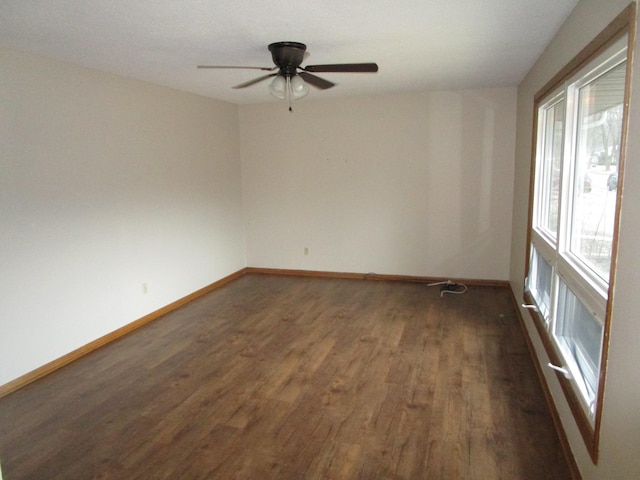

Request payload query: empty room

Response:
[1,1,640,479]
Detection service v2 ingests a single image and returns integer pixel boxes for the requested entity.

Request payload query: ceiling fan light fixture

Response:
[290,75,309,99]
[268,75,287,99]
[268,74,309,102]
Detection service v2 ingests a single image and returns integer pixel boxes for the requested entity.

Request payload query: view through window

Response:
[526,30,629,454]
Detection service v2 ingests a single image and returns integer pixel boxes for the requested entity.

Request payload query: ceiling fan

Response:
[198,41,378,110]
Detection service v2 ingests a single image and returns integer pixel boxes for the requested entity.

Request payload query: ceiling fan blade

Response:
[232,73,277,89]
[197,65,276,71]
[304,63,379,73]
[298,72,335,90]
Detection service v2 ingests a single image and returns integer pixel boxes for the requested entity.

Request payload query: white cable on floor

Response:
[427,280,468,297]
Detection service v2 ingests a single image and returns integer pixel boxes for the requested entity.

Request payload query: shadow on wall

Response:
[422,91,513,279]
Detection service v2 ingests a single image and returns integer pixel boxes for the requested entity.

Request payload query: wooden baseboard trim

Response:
[245,267,510,288]
[507,286,582,480]
[0,268,247,399]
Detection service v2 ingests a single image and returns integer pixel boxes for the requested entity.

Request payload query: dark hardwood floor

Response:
[0,274,571,479]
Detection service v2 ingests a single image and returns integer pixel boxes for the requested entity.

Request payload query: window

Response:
[529,246,553,321]
[525,5,634,462]
[537,96,564,242]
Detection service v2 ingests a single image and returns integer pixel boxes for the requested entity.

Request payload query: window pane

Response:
[555,279,603,400]
[538,100,564,239]
[529,246,553,320]
[570,62,626,281]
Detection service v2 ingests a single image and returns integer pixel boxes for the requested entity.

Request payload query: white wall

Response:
[510,0,640,478]
[0,50,517,389]
[240,90,516,281]
[0,48,245,386]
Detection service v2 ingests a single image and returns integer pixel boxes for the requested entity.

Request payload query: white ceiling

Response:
[0,0,578,105]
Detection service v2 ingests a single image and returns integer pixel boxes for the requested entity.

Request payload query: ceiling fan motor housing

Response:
[268,42,307,76]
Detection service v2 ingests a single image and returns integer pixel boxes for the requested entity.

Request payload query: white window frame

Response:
[534,92,565,247]
[559,46,627,302]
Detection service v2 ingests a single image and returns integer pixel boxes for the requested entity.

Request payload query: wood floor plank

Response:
[0,275,571,479]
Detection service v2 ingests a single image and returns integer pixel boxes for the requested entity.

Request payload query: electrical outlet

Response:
[142,282,148,294]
